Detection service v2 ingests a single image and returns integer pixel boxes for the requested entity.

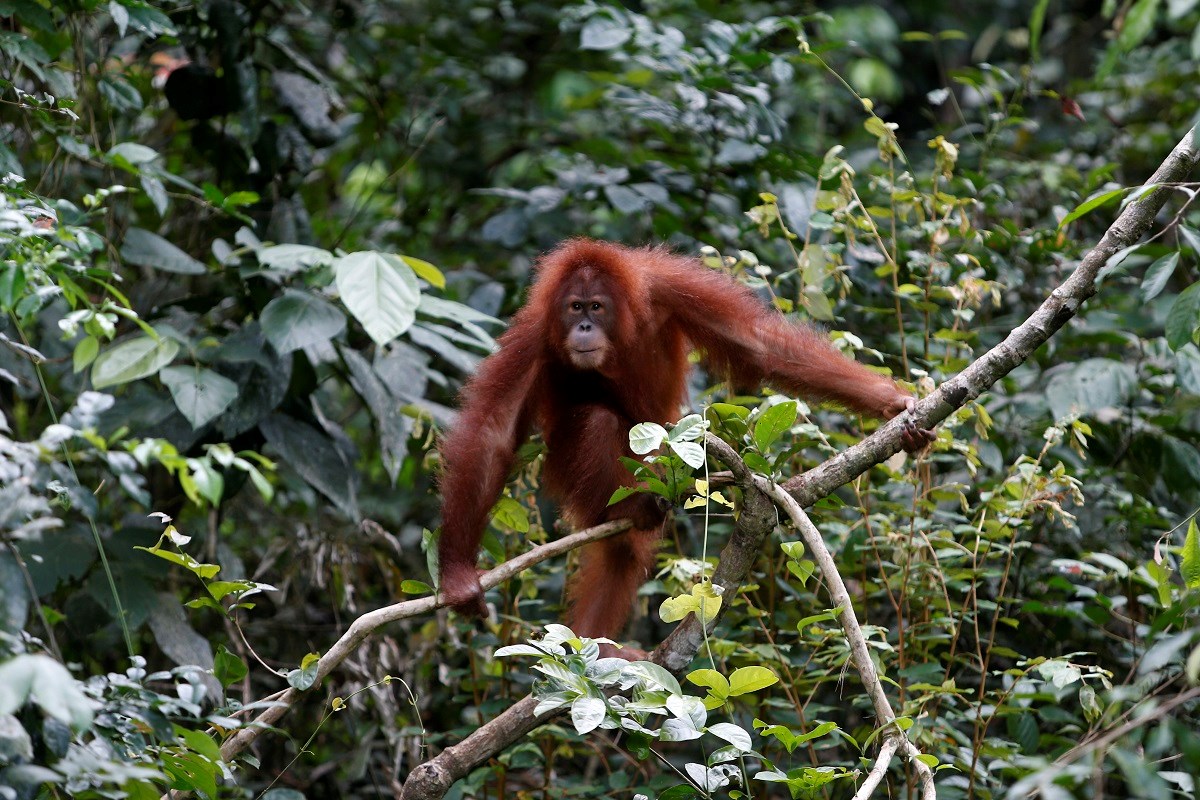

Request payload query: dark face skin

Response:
[559,275,614,370]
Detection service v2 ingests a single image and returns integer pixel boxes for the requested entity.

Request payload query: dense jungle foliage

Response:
[3,0,1200,798]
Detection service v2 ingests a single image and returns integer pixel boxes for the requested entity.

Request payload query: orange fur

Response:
[437,239,914,644]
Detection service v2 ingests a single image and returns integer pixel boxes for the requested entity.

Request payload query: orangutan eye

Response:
[591,302,602,311]
[571,301,583,311]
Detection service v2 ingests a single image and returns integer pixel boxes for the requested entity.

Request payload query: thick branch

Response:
[784,123,1200,505]
[219,519,631,763]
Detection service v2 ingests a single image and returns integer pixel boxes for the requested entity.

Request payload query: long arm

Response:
[438,317,542,615]
[648,251,912,420]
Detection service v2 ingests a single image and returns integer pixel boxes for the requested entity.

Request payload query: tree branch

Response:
[758,479,936,799]
[400,436,779,799]
[218,519,632,763]
[785,123,1200,506]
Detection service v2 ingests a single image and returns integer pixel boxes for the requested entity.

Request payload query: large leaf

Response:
[579,13,632,50]
[121,228,205,274]
[629,422,668,455]
[1176,344,1200,395]
[753,401,797,452]
[91,334,180,389]
[160,366,238,429]
[256,244,333,274]
[1140,251,1179,302]
[417,295,499,350]
[216,326,292,439]
[1166,280,1200,350]
[341,348,413,482]
[570,696,606,734]
[334,251,421,345]
[0,654,94,731]
[1045,358,1136,420]
[1183,519,1200,590]
[260,413,359,519]
[260,289,347,354]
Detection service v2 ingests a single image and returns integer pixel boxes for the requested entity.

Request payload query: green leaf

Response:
[570,696,606,734]
[686,669,730,697]
[796,608,839,629]
[580,13,632,50]
[622,661,681,695]
[706,722,752,752]
[400,580,433,595]
[0,654,94,731]
[1182,518,1200,589]
[803,286,834,321]
[260,289,347,354]
[160,366,238,429]
[494,644,547,657]
[668,440,705,469]
[0,263,26,309]
[1141,251,1179,302]
[124,4,175,35]
[793,720,839,744]
[1176,345,1200,395]
[659,583,721,624]
[140,174,168,216]
[1166,281,1200,350]
[187,458,225,506]
[1117,0,1161,53]
[1058,187,1131,229]
[72,335,99,373]
[1181,225,1200,257]
[287,652,321,691]
[1187,643,1200,684]
[91,333,179,389]
[491,496,530,532]
[629,422,668,455]
[107,142,159,167]
[121,228,205,274]
[753,401,797,451]
[256,244,333,273]
[659,593,699,623]
[134,544,221,580]
[206,580,254,601]
[334,251,422,345]
[1045,358,1136,419]
[213,646,248,689]
[668,413,706,442]
[607,486,638,506]
[260,414,359,519]
[728,666,778,695]
[400,255,445,288]
[1029,0,1051,60]
[1037,660,1082,688]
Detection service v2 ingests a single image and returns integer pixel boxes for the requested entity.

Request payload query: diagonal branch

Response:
[785,123,1200,506]
[218,519,632,763]
[759,478,935,799]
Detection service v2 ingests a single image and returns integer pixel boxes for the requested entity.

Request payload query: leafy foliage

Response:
[3,0,1200,798]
